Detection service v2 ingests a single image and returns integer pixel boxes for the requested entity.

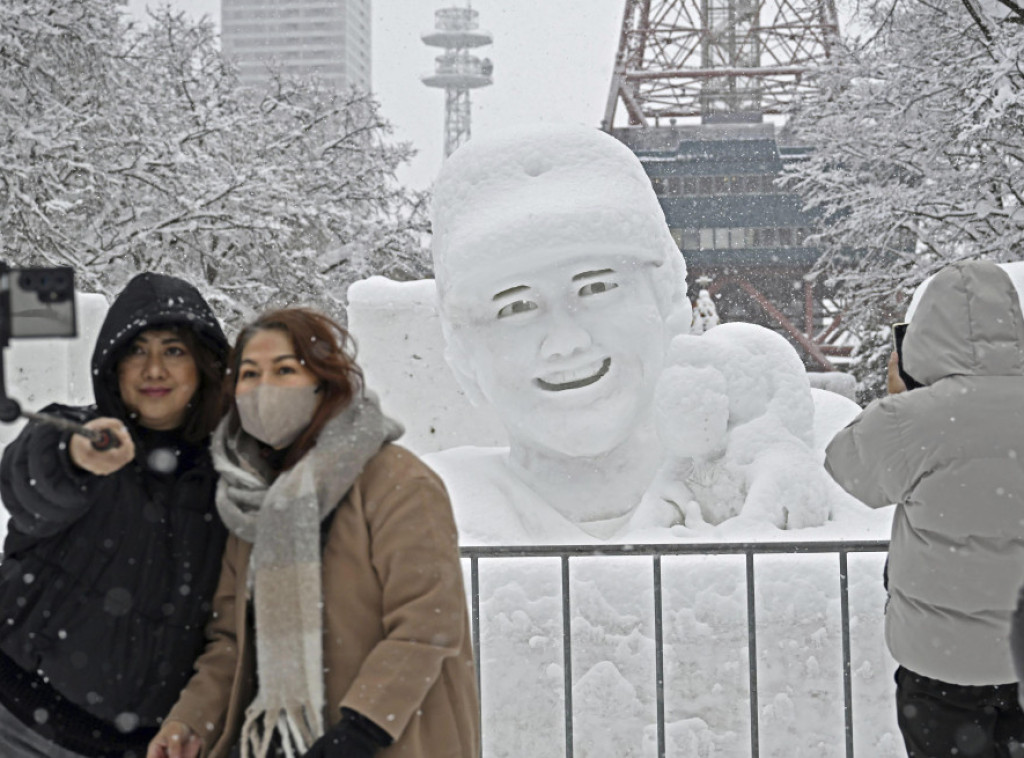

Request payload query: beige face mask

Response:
[235,384,320,449]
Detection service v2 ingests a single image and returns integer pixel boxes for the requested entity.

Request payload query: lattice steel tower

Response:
[602,1,848,370]
[603,0,839,126]
[421,6,494,158]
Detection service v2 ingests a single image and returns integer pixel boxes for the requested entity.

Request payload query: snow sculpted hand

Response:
[655,363,729,461]
[649,323,831,529]
[626,360,732,530]
[146,720,202,758]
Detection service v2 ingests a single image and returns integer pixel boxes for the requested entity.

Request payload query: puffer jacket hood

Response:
[903,260,1024,386]
[91,273,229,420]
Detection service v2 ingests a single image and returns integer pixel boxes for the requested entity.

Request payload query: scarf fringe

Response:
[240,704,323,758]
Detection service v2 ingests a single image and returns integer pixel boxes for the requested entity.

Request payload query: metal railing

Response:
[460,539,890,758]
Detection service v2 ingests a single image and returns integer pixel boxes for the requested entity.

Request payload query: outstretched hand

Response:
[68,417,135,475]
[146,720,202,758]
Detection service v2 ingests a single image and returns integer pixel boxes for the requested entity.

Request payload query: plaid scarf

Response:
[211,392,402,758]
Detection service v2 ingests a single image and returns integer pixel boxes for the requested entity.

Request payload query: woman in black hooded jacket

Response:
[0,273,230,758]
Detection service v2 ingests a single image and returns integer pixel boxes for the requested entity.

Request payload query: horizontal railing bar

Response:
[460,540,889,558]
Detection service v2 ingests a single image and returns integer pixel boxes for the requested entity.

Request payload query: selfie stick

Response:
[0,402,119,451]
[21,411,120,451]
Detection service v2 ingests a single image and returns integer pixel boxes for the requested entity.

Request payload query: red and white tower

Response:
[602,1,849,370]
[604,0,839,127]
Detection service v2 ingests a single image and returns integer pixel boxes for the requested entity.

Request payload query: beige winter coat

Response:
[166,444,480,758]
[825,260,1024,686]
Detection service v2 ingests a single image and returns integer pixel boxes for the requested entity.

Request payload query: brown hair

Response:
[227,308,363,469]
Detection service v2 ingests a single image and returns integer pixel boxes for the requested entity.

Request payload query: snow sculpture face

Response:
[431,124,690,457]
[441,252,669,456]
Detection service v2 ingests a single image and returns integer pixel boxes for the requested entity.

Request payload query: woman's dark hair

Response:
[227,308,363,469]
[114,326,226,444]
[177,329,228,443]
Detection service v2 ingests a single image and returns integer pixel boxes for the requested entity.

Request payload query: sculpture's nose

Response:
[539,308,592,360]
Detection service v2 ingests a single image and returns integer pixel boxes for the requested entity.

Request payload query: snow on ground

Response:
[465,550,898,757]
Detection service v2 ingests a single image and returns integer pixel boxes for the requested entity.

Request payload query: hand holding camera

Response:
[887,351,907,395]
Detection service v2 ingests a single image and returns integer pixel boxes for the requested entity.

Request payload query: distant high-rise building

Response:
[221,0,372,91]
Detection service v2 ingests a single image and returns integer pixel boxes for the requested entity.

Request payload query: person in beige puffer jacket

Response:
[826,260,1024,758]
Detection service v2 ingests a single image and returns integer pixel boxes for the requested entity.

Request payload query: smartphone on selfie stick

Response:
[891,322,924,391]
[0,265,118,450]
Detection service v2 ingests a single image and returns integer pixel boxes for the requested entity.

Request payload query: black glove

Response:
[301,708,393,758]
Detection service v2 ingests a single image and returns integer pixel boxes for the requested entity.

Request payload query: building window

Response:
[753,228,773,247]
[674,227,812,251]
[646,172,794,197]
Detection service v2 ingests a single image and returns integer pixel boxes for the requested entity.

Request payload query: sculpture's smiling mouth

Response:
[535,358,611,391]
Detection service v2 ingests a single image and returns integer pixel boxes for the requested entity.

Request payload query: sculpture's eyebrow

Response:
[493,285,531,301]
[572,268,615,281]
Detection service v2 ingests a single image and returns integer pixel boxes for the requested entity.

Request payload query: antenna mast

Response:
[421,6,494,157]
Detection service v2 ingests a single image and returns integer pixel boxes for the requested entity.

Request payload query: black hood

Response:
[91,273,229,420]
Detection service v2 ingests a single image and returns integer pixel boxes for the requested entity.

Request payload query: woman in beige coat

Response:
[147,308,479,758]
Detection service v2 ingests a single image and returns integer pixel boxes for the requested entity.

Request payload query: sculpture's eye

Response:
[579,281,619,297]
[497,300,538,318]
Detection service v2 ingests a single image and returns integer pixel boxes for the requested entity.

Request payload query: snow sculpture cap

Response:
[430,123,687,317]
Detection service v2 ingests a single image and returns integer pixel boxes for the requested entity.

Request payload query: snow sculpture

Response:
[640,323,830,531]
[690,277,720,334]
[426,123,857,543]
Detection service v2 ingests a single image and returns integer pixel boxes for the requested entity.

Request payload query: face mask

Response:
[236,384,320,449]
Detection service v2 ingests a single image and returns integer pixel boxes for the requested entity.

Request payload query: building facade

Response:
[221,0,372,91]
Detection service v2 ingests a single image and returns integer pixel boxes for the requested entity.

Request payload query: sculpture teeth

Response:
[535,358,611,391]
[547,363,603,384]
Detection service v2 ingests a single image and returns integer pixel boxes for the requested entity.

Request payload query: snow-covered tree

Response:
[784,0,1024,393]
[0,0,429,328]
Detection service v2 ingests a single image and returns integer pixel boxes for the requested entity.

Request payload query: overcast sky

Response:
[125,0,627,190]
